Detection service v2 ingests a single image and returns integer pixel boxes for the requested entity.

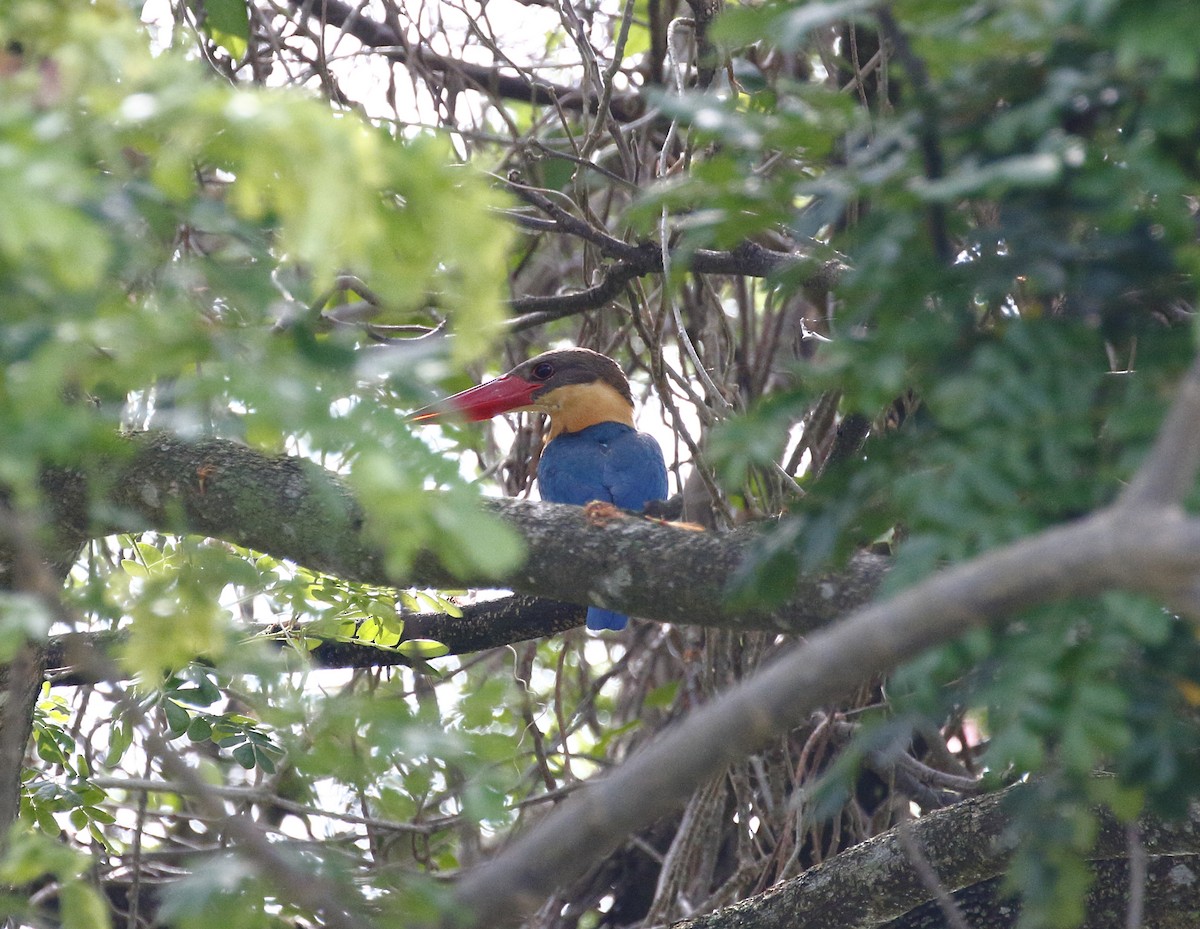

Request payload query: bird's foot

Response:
[583,501,624,526]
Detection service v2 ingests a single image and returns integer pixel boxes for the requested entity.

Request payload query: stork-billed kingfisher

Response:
[414,348,668,631]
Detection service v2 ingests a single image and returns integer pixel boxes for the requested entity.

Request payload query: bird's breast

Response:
[537,421,667,511]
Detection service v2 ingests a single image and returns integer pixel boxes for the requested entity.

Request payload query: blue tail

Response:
[586,607,628,631]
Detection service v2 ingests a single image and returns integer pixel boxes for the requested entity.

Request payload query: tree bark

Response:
[672,785,1200,929]
[0,643,45,850]
[37,431,890,634]
[43,594,589,685]
[0,496,88,854]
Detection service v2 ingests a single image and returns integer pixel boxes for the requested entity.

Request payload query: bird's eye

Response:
[532,362,554,380]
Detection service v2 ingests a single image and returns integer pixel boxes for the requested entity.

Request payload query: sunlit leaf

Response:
[200,0,250,61]
[397,638,450,659]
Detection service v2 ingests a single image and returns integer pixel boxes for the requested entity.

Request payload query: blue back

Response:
[537,422,667,631]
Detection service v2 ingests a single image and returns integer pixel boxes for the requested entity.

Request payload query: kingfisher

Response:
[413,348,668,631]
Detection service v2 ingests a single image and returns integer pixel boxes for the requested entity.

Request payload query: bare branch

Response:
[505,233,844,328]
[46,595,586,686]
[1118,352,1200,508]
[288,0,644,120]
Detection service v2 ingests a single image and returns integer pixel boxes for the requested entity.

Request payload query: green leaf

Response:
[163,700,191,738]
[135,542,163,566]
[644,681,680,710]
[34,804,59,835]
[187,716,214,742]
[252,746,277,774]
[84,806,116,826]
[200,0,250,61]
[104,722,133,768]
[430,495,525,580]
[397,638,450,659]
[0,831,81,884]
[714,0,878,48]
[60,882,113,929]
[909,152,1064,203]
[231,743,257,769]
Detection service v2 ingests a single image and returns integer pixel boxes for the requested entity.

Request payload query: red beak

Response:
[411,374,540,423]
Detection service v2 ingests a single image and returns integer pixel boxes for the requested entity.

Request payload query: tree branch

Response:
[891,858,1200,929]
[505,241,844,329]
[45,595,586,686]
[670,784,1200,929]
[448,502,1200,926]
[289,0,644,121]
[1118,352,1200,508]
[42,432,887,636]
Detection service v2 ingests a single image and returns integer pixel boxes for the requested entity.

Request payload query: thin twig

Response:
[89,776,448,835]
[875,7,951,264]
[579,0,637,161]
[896,819,972,929]
[1125,822,1147,929]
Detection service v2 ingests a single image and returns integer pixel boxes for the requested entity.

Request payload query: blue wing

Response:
[537,422,667,631]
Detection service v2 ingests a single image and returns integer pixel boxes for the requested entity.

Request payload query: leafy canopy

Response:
[1,5,528,923]
[4,0,1200,927]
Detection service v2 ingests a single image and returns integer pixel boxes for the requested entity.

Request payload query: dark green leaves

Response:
[673,2,1200,923]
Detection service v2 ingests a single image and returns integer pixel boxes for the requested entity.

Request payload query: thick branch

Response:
[889,859,1200,929]
[44,432,887,635]
[0,503,76,851]
[672,784,1200,929]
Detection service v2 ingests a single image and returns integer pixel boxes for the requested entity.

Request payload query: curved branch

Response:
[507,261,648,329]
[1119,353,1200,508]
[290,0,644,121]
[506,241,844,329]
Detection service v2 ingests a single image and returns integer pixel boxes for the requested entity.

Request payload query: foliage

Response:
[696,0,1200,924]
[2,0,1200,927]
[0,0,525,924]
[0,0,517,576]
